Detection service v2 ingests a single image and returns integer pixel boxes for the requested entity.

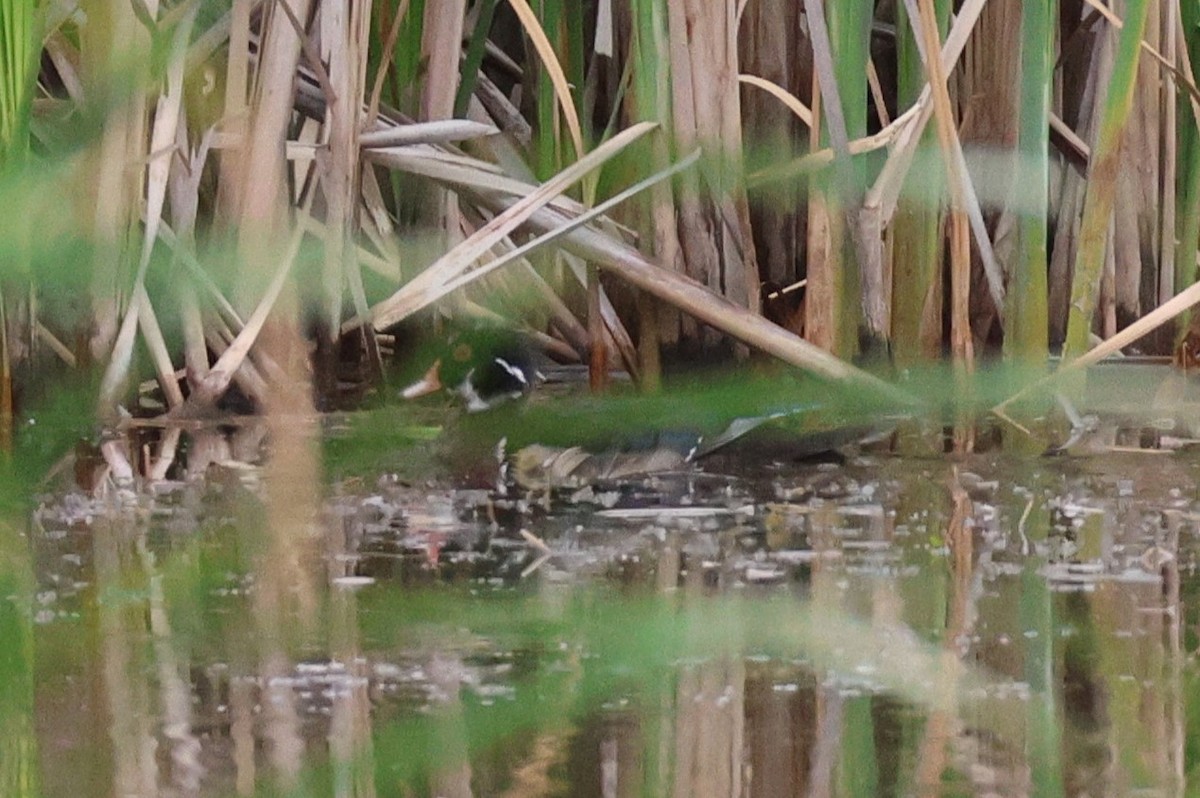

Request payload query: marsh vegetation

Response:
[3,0,1200,794]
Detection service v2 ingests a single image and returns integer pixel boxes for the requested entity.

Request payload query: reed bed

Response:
[0,0,1196,435]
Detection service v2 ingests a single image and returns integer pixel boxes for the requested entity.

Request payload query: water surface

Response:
[13,427,1200,796]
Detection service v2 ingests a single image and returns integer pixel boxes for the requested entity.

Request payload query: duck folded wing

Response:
[511,444,688,491]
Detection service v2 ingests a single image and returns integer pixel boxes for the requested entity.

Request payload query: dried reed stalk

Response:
[321,0,380,386]
[666,0,759,345]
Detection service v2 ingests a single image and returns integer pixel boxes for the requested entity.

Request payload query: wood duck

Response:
[401,326,896,487]
[400,326,542,412]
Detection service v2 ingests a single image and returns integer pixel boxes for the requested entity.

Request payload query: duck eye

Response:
[453,343,473,362]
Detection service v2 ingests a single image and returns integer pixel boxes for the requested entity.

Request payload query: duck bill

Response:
[401,359,443,399]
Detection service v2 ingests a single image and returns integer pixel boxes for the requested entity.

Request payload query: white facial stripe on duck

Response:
[493,357,528,385]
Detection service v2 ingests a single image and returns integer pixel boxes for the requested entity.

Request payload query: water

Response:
[9,426,1200,796]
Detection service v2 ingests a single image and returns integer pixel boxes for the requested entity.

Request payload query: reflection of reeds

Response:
[93,518,158,796]
[672,658,745,796]
[912,468,974,793]
[329,584,377,798]
[142,538,204,793]
[255,342,320,788]
[24,449,1200,792]
[0,515,37,797]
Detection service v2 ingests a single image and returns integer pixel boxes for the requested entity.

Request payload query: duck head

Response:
[401,327,539,412]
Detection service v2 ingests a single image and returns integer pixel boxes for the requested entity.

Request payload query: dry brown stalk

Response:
[738,74,812,128]
[214,0,254,222]
[321,0,380,386]
[864,0,988,226]
[666,0,759,345]
[81,0,154,367]
[495,199,908,401]
[95,3,196,415]
[907,0,975,372]
[737,0,807,300]
[361,122,659,330]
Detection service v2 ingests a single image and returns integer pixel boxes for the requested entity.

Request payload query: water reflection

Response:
[12,429,1200,795]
